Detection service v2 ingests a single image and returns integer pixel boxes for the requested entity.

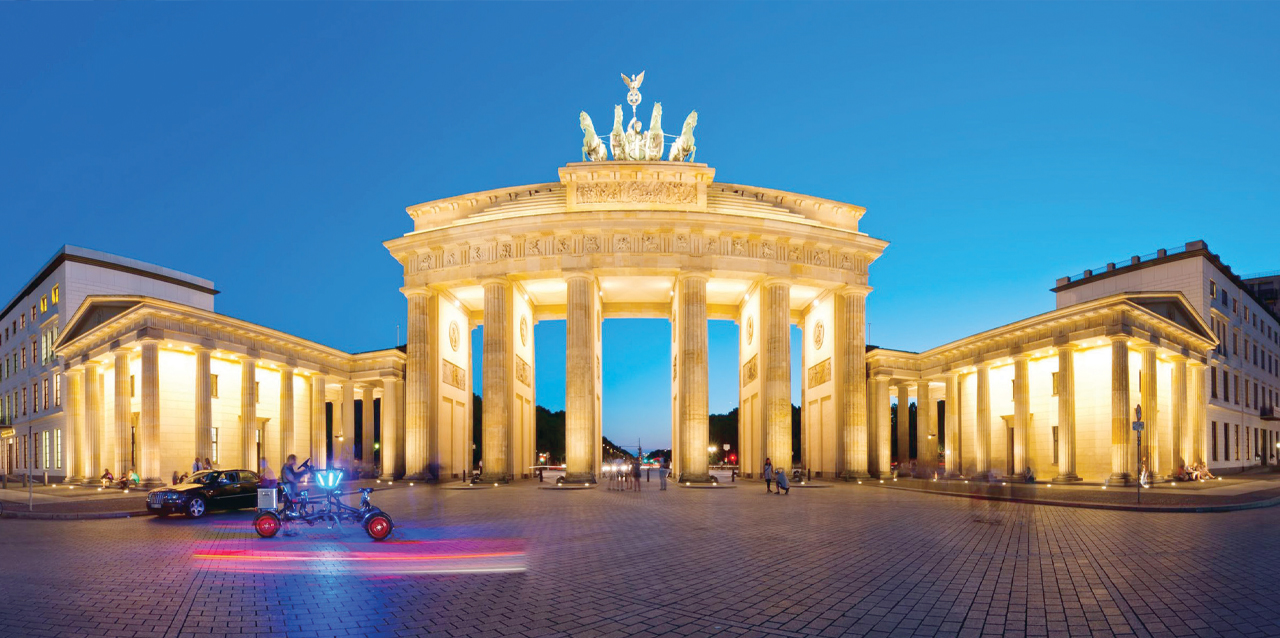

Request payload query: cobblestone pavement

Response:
[2,480,1278,638]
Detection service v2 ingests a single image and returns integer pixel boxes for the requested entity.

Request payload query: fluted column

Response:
[871,373,892,477]
[944,372,960,478]
[1188,361,1207,465]
[310,374,327,469]
[113,350,132,476]
[240,357,257,469]
[841,288,869,478]
[404,290,431,479]
[339,381,356,469]
[1054,344,1080,482]
[481,280,512,482]
[762,281,791,474]
[279,366,294,469]
[194,347,213,465]
[675,273,710,482]
[1110,336,1132,482]
[1139,344,1158,475]
[139,340,161,486]
[64,368,84,483]
[914,381,933,476]
[565,274,597,483]
[360,384,375,474]
[1170,356,1187,475]
[975,363,992,479]
[894,382,912,466]
[379,377,400,479]
[1012,354,1030,476]
[82,362,100,481]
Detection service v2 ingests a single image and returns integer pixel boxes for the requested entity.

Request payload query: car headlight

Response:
[164,493,185,502]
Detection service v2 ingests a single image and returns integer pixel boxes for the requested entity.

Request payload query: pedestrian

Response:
[100,468,114,487]
[202,457,213,471]
[192,456,202,474]
[763,457,774,493]
[658,456,668,490]
[171,470,180,485]
[632,458,642,491]
[280,454,306,536]
[259,457,277,488]
[775,467,790,495]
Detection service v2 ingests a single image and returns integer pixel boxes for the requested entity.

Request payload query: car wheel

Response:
[364,512,393,541]
[254,512,281,538]
[186,497,207,519]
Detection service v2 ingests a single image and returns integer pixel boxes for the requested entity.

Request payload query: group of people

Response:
[98,468,140,490]
[607,459,643,491]
[1175,462,1216,482]
[760,457,790,495]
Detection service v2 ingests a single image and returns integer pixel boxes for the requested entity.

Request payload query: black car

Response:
[146,469,262,518]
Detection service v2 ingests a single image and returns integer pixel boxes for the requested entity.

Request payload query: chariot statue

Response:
[576,71,699,162]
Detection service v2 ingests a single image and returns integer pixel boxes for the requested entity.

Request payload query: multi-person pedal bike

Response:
[252,459,394,541]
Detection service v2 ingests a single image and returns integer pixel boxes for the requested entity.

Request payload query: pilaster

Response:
[240,357,258,470]
[944,372,960,478]
[1012,354,1030,477]
[481,279,512,482]
[1110,336,1133,483]
[564,273,598,483]
[840,287,869,479]
[404,289,432,479]
[974,363,992,479]
[1054,344,1081,482]
[675,272,710,483]
[279,366,295,471]
[916,380,934,477]
[139,340,161,486]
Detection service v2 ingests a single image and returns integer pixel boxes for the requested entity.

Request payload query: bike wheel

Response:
[364,512,393,541]
[254,512,282,538]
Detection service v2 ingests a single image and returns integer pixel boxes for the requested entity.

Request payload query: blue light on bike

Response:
[316,470,342,490]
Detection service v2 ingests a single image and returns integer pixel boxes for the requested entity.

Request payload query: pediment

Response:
[56,298,144,349]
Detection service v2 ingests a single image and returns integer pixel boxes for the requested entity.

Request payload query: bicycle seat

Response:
[358,488,374,495]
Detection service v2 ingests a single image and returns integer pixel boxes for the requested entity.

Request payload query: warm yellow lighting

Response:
[800,481,806,485]
[493,483,499,487]
[1046,484,1051,488]
[409,482,414,486]
[879,479,884,483]
[707,445,716,453]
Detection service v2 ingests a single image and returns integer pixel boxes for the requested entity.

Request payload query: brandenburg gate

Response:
[385,75,888,483]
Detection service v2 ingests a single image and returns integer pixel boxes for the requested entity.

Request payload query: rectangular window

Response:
[39,296,47,313]
[1211,280,1218,298]
[1211,367,1218,398]
[33,433,39,469]
[18,315,23,330]
[55,429,61,469]
[21,387,27,415]
[211,427,219,464]
[1234,334,1239,355]
[1235,374,1241,404]
[54,374,60,407]
[1052,426,1059,464]
[211,374,219,399]
[1212,421,1218,461]
[30,306,35,322]
[1236,424,1241,460]
[1051,372,1060,396]
[41,431,49,470]
[42,379,48,410]
[50,284,59,305]
[20,347,26,369]
[32,383,39,413]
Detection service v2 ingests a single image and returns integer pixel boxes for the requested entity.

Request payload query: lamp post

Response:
[1133,405,1145,504]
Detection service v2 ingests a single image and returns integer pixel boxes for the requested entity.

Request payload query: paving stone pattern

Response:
[0,481,1277,638]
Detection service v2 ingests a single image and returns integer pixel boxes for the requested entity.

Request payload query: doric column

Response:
[379,376,400,479]
[675,273,710,482]
[139,340,161,486]
[1188,361,1207,465]
[113,349,132,476]
[481,279,512,482]
[194,347,213,465]
[871,373,892,477]
[1170,355,1187,476]
[82,362,100,481]
[360,384,375,474]
[762,280,791,474]
[279,366,295,469]
[1054,344,1081,482]
[840,288,869,478]
[975,363,992,479]
[1110,336,1132,482]
[310,374,327,469]
[1139,343,1158,475]
[944,372,960,478]
[1012,354,1030,476]
[403,290,431,479]
[64,368,84,483]
[339,381,356,469]
[240,357,257,470]
[894,382,912,465]
[564,273,598,483]
[916,381,934,477]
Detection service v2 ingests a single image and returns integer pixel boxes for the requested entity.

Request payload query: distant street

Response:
[1,481,1278,637]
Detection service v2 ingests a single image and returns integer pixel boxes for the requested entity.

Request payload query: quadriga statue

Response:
[668,110,697,162]
[646,102,664,161]
[609,105,625,161]
[579,112,608,162]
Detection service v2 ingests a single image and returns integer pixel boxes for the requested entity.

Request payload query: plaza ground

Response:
[1,479,1279,638]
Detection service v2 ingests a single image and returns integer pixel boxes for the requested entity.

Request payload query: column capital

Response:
[401,287,434,300]
[563,269,597,282]
[1169,353,1188,362]
[1137,341,1158,353]
[1188,359,1208,369]
[479,277,512,289]
[840,284,872,298]
[1012,352,1032,362]
[676,270,710,283]
[1055,342,1079,353]
[943,369,960,380]
[976,359,993,370]
[1109,334,1130,344]
[872,371,893,380]
[759,276,791,289]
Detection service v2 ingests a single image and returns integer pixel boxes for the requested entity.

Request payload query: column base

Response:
[678,472,714,484]
[970,471,993,482]
[563,472,596,484]
[946,471,964,479]
[1053,473,1083,483]
[63,475,82,485]
[1108,472,1133,486]
[479,473,511,484]
[841,470,870,480]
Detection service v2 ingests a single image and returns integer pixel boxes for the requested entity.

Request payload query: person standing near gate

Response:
[632,457,642,491]
[763,458,774,493]
[658,456,669,490]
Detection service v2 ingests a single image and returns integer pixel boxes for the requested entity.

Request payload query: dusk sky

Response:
[4,4,1278,449]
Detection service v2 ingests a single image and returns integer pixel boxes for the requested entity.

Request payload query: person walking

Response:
[763,458,774,493]
[192,456,202,474]
[659,456,668,490]
[775,467,790,495]
[632,458,642,491]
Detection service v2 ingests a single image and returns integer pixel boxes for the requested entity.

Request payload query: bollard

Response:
[807,468,811,482]
[646,468,650,482]
[731,469,736,483]
[44,471,48,486]
[538,469,544,482]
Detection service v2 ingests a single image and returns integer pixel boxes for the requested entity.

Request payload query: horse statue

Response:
[646,102,664,161]
[579,111,608,162]
[609,105,625,161]
[668,110,697,162]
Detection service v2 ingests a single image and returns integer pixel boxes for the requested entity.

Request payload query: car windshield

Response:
[184,471,217,485]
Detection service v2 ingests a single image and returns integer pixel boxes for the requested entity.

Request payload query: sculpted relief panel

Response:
[575,181,697,205]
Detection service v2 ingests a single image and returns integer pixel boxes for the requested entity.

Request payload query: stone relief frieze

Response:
[741,354,758,387]
[470,246,484,263]
[442,360,466,390]
[614,235,632,252]
[643,234,660,252]
[527,239,542,255]
[576,181,696,205]
[445,251,458,267]
[807,358,832,388]
[515,355,531,387]
[585,235,601,253]
[556,237,571,254]
[499,243,513,259]
[761,243,775,260]
[675,234,689,251]
[732,238,746,256]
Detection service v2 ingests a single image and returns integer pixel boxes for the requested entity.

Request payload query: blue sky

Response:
[3,4,1278,449]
